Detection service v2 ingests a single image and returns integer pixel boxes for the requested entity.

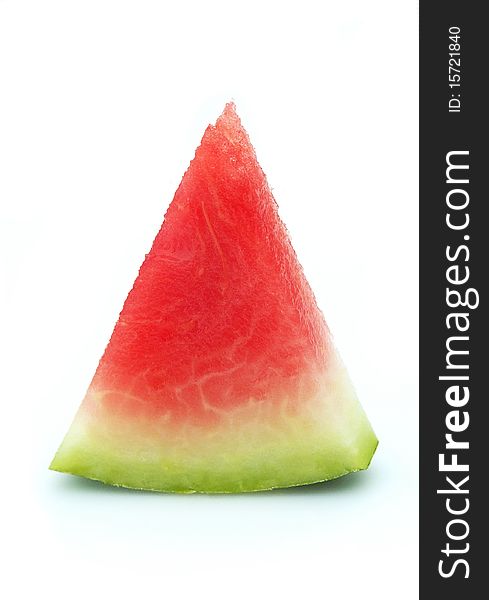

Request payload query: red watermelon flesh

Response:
[50,103,377,492]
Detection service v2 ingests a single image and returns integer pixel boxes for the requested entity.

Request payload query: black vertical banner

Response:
[420,2,486,598]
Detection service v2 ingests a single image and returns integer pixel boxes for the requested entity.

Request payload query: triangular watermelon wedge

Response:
[50,103,377,493]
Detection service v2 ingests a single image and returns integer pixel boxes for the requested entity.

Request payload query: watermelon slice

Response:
[50,103,377,493]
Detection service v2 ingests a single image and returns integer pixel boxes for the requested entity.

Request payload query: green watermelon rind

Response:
[50,432,377,494]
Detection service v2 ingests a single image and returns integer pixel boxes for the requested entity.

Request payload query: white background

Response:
[0,1,418,598]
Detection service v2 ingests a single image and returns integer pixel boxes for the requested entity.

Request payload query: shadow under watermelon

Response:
[51,467,378,497]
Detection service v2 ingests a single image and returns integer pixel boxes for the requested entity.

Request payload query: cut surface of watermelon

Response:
[50,103,377,492]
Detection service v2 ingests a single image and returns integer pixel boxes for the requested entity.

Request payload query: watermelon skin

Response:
[50,103,377,493]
